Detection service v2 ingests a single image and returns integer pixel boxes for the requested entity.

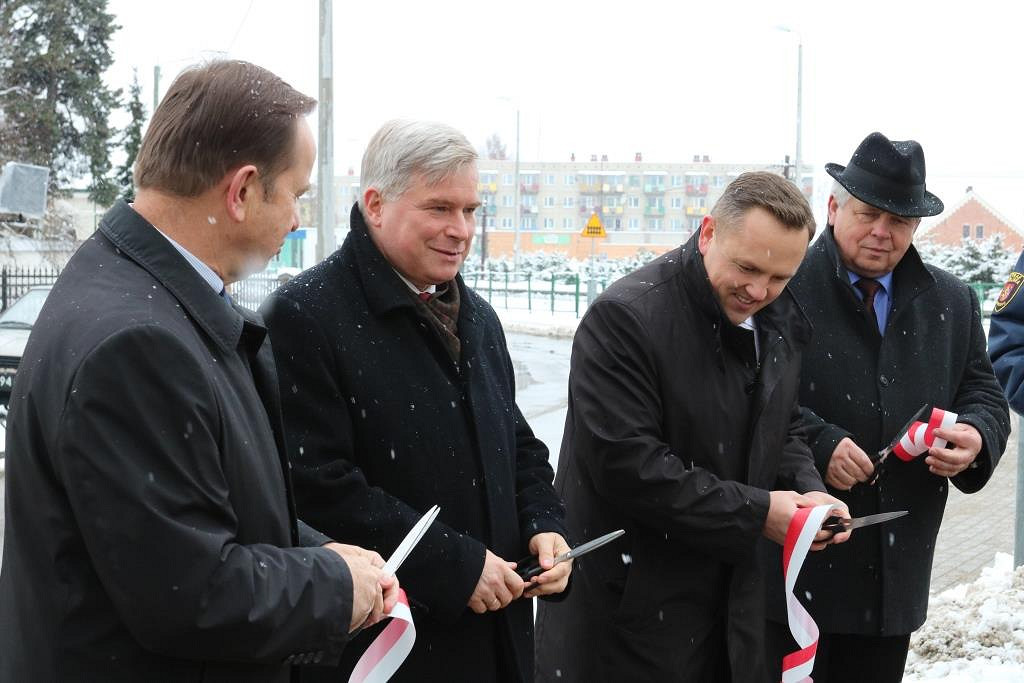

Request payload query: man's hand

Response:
[927,423,982,478]
[523,532,572,598]
[803,491,852,550]
[763,491,849,551]
[825,437,874,490]
[324,542,397,632]
[467,549,524,614]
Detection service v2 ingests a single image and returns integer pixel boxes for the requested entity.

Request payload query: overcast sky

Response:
[104,0,1024,228]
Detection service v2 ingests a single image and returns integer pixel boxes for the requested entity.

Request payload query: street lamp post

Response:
[479,194,488,273]
[776,26,803,188]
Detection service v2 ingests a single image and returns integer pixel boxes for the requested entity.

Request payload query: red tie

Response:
[418,292,431,302]
[855,278,881,334]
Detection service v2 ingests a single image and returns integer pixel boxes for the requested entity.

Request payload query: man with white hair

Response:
[762,132,1010,682]
[261,120,571,682]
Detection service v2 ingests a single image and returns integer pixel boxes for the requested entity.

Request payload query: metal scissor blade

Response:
[557,529,626,563]
[822,510,909,533]
[383,504,440,576]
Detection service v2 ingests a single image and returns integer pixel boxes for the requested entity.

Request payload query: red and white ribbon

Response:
[780,504,834,683]
[892,407,958,462]
[348,588,416,683]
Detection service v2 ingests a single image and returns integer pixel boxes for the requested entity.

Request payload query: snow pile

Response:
[903,553,1024,681]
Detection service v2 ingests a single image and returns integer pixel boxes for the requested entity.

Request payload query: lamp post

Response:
[479,193,489,273]
[776,26,803,189]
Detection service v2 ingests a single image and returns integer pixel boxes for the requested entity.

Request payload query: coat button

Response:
[879,374,890,387]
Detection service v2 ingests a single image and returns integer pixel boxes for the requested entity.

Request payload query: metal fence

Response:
[0,265,1011,319]
[0,266,60,310]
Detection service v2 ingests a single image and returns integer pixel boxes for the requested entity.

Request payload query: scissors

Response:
[820,510,908,540]
[866,403,931,485]
[382,504,440,577]
[516,529,626,581]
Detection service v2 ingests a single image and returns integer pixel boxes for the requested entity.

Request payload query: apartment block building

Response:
[333,155,812,260]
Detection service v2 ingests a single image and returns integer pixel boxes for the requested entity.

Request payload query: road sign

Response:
[581,212,606,238]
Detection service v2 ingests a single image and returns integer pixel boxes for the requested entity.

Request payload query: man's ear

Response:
[362,188,385,229]
[225,164,260,222]
[697,215,716,255]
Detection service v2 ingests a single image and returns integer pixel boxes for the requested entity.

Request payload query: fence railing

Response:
[463,271,610,318]
[0,266,61,311]
[0,265,1010,320]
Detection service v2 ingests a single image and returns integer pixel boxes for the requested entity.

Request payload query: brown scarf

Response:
[414,283,460,363]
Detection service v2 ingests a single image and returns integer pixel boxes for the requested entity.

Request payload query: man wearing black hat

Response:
[762,132,1010,682]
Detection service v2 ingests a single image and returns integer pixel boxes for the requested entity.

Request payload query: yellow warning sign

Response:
[581,212,606,238]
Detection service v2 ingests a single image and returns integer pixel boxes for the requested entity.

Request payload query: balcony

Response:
[685,183,709,196]
[520,183,540,194]
[685,206,708,216]
[644,206,665,217]
[521,204,539,214]
[602,206,625,215]
[643,183,666,194]
[577,182,603,194]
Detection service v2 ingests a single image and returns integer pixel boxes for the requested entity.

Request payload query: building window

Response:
[562,217,575,229]
[523,216,536,229]
[714,175,726,187]
[670,219,683,230]
[563,196,575,208]
[690,217,702,232]
[503,195,514,207]
[543,196,556,207]
[628,175,642,187]
[628,218,640,230]
[962,223,970,238]
[671,175,684,187]
[543,218,555,229]
[522,195,536,208]
[976,224,984,239]
[501,217,513,228]
[480,173,498,185]
[481,217,495,228]
[565,174,576,185]
[671,197,683,209]
[545,174,556,185]
[605,196,618,208]
[502,173,514,186]
[648,218,662,230]
[628,196,640,208]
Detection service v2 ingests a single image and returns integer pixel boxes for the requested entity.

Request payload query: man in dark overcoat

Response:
[534,172,849,683]
[762,132,1010,683]
[260,120,571,682]
[989,251,1024,411]
[0,61,396,682]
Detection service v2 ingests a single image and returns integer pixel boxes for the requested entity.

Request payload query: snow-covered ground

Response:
[904,553,1024,682]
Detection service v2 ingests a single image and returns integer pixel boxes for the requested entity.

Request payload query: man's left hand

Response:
[927,423,982,478]
[523,532,572,597]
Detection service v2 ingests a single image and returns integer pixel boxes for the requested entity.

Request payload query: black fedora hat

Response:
[825,132,944,217]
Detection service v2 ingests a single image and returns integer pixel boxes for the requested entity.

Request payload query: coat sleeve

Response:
[568,299,771,566]
[55,325,353,664]
[261,291,485,624]
[989,251,1024,413]
[950,285,1011,493]
[797,405,853,476]
[776,402,829,494]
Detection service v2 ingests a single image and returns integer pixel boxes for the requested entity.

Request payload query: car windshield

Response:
[0,289,50,330]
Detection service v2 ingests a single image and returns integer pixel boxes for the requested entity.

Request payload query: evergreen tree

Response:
[116,69,145,201]
[0,0,121,209]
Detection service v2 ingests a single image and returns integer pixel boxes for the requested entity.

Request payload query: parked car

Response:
[0,286,52,425]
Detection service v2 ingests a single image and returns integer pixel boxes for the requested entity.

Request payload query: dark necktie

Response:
[418,292,431,302]
[855,278,882,334]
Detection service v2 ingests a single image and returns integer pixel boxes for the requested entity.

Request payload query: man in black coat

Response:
[534,172,849,683]
[0,61,396,682]
[763,132,1010,683]
[988,250,1024,411]
[260,120,571,682]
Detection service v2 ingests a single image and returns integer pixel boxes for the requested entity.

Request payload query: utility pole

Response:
[512,109,521,272]
[316,0,336,262]
[153,65,161,113]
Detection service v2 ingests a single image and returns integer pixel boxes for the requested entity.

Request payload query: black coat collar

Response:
[98,200,256,354]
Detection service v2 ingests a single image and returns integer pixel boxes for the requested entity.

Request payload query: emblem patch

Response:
[994,271,1024,313]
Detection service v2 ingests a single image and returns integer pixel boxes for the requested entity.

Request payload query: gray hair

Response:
[359,120,478,212]
[831,181,852,208]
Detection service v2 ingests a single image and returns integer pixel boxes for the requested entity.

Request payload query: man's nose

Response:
[447,211,475,239]
[746,279,769,302]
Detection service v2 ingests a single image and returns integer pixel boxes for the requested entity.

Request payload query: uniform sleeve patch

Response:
[994,271,1024,313]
